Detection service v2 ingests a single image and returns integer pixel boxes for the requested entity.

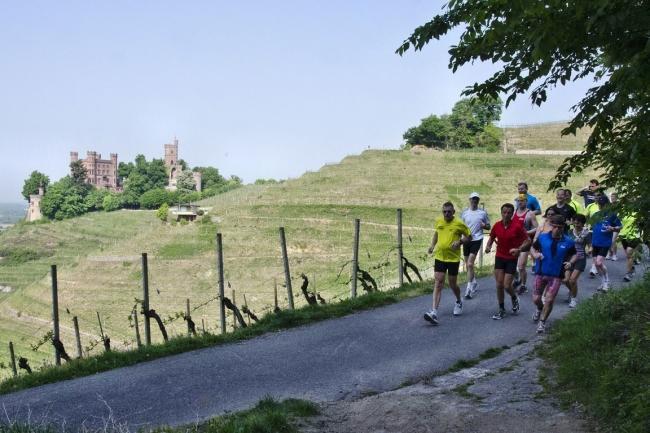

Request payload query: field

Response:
[0,125,593,378]
[503,121,591,151]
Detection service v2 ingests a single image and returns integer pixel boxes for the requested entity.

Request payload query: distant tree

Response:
[177,159,188,171]
[254,178,280,185]
[193,166,225,190]
[102,192,123,212]
[139,188,170,209]
[21,171,50,201]
[176,171,196,194]
[396,0,650,233]
[84,188,110,211]
[117,161,135,183]
[69,160,88,187]
[403,97,502,149]
[40,177,88,220]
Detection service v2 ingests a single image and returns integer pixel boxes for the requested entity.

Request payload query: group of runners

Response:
[424,180,644,333]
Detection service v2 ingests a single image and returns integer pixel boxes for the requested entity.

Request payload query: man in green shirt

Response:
[425,201,471,325]
[620,213,642,282]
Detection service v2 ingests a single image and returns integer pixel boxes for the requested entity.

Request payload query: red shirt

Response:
[490,219,529,260]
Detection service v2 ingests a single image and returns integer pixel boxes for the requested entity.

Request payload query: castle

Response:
[70,151,120,191]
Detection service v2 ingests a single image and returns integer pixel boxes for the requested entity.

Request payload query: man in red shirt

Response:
[485,203,532,319]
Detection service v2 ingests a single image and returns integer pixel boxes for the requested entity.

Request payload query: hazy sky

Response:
[0,1,594,203]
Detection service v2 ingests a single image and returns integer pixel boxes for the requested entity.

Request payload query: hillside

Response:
[0,139,594,378]
[503,121,591,151]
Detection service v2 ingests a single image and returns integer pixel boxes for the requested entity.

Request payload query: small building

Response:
[171,203,199,222]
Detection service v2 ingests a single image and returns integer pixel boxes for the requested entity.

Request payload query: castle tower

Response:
[70,151,79,163]
[26,186,44,222]
[165,137,180,189]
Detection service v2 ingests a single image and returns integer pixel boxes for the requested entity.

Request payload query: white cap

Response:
[469,192,480,199]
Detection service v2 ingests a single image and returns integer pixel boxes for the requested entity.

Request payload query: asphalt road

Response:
[0,257,636,431]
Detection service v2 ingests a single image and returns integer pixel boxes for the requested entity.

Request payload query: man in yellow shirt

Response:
[425,201,471,325]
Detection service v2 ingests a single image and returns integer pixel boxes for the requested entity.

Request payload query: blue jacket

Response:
[533,233,576,277]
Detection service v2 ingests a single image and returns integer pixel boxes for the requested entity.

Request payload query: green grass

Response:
[543,276,650,433]
[445,345,510,373]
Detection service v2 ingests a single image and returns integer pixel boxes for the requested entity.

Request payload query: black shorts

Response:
[621,238,641,250]
[592,246,610,257]
[494,257,517,274]
[434,260,460,276]
[463,239,483,257]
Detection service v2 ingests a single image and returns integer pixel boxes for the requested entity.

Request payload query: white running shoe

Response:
[424,310,439,325]
[470,280,478,297]
[532,309,542,322]
[453,301,463,316]
[605,254,612,260]
[611,255,618,261]
[464,283,472,299]
[597,282,610,292]
[569,298,577,308]
[536,321,546,334]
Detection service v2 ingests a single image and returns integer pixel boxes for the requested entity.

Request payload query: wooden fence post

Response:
[279,227,294,309]
[51,265,61,366]
[72,316,82,358]
[351,219,360,298]
[97,311,110,352]
[397,209,404,287]
[216,233,226,334]
[232,289,237,331]
[141,253,151,346]
[186,298,191,336]
[9,342,17,377]
[274,278,279,311]
[133,309,142,348]
[243,294,250,325]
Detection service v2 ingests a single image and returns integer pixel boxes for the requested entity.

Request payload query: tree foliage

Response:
[397,0,650,233]
[40,177,89,220]
[403,97,502,149]
[193,166,226,190]
[176,171,196,194]
[21,171,50,201]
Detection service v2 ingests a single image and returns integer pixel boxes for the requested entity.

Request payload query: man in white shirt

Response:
[460,192,491,299]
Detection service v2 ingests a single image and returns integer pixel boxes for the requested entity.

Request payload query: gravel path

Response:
[0,257,634,431]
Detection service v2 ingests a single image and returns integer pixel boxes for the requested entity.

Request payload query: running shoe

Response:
[532,309,542,322]
[536,321,546,334]
[492,309,506,320]
[597,282,610,292]
[464,283,473,299]
[517,284,528,295]
[453,301,463,316]
[568,298,577,308]
[605,254,612,260]
[511,296,520,314]
[623,273,632,282]
[423,310,439,325]
[611,255,618,261]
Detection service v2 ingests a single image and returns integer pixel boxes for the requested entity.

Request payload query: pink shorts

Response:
[534,275,562,298]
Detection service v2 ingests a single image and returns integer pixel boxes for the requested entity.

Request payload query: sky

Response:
[0,0,595,203]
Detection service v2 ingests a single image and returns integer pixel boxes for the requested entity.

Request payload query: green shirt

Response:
[620,213,641,240]
[434,216,471,262]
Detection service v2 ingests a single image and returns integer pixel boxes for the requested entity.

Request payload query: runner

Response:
[589,195,622,291]
[584,194,601,278]
[533,207,556,241]
[565,189,584,215]
[484,203,531,320]
[578,179,602,207]
[546,189,577,230]
[619,212,642,282]
[515,181,542,215]
[513,194,538,294]
[606,192,619,261]
[530,215,578,333]
[460,192,491,299]
[424,202,471,325]
[566,214,591,308]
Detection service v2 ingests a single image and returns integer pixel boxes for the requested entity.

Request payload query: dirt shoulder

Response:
[299,340,597,433]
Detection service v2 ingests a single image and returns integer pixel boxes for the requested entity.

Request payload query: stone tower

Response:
[165,138,180,187]
[26,186,44,222]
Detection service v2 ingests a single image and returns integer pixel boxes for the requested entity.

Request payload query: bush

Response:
[84,188,110,211]
[140,188,170,209]
[102,192,124,212]
[156,203,169,222]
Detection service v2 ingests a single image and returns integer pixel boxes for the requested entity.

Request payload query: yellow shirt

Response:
[434,216,471,262]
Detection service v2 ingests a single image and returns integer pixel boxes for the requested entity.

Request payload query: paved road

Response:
[0,258,637,431]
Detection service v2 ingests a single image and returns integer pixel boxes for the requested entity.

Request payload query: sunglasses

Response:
[442,210,454,214]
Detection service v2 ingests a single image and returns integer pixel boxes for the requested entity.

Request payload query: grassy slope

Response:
[0,133,593,378]
[504,121,591,151]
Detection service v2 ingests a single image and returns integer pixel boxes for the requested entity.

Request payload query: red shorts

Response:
[534,275,562,299]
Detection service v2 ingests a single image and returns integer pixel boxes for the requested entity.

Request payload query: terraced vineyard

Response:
[0,130,594,378]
